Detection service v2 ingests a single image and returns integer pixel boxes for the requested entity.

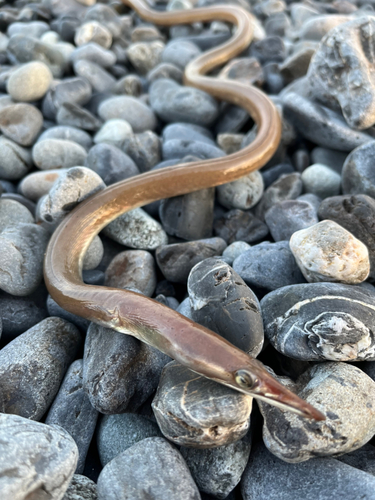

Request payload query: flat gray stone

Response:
[162,39,201,70]
[32,139,87,170]
[301,163,341,199]
[0,198,34,233]
[70,42,116,68]
[0,103,43,146]
[38,125,92,150]
[98,96,157,133]
[85,143,139,185]
[264,200,318,241]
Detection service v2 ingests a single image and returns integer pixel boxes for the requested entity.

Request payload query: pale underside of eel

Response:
[44,0,325,421]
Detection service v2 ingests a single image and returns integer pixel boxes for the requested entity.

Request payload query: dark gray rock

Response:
[0,103,43,146]
[162,39,201,70]
[155,237,227,283]
[162,139,225,160]
[85,143,139,185]
[233,241,305,291]
[62,475,98,500]
[262,163,295,188]
[188,258,264,356]
[42,77,92,119]
[97,438,200,500]
[215,103,249,134]
[47,295,90,332]
[336,443,375,476]
[222,241,251,265]
[0,317,81,420]
[342,141,375,197]
[98,95,157,133]
[56,102,102,131]
[152,362,252,447]
[83,323,170,414]
[38,125,92,150]
[217,171,264,210]
[122,131,161,172]
[265,200,319,241]
[249,35,285,64]
[311,147,347,173]
[45,359,98,474]
[214,209,269,244]
[261,282,375,361]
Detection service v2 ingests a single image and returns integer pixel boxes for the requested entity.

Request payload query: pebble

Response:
[298,14,350,41]
[149,78,219,126]
[290,220,370,284]
[131,25,164,43]
[148,62,183,84]
[43,77,92,118]
[114,74,142,96]
[45,359,98,474]
[217,171,264,210]
[279,46,315,82]
[83,323,170,413]
[188,257,264,356]
[233,241,305,291]
[0,198,34,233]
[318,194,375,280]
[301,163,341,199]
[342,141,375,197]
[258,363,375,462]
[217,133,244,154]
[7,21,50,39]
[32,139,87,170]
[0,317,80,420]
[0,223,49,296]
[104,250,157,297]
[152,361,252,447]
[214,209,269,244]
[163,121,214,144]
[122,131,161,172]
[261,282,375,362]
[83,235,103,271]
[56,102,102,131]
[221,241,251,265]
[98,95,157,132]
[97,438,201,500]
[19,169,67,202]
[162,39,201,70]
[219,57,264,86]
[264,200,318,241]
[249,35,285,64]
[74,21,112,49]
[162,138,224,160]
[0,413,78,500]
[0,103,43,146]
[297,193,321,211]
[70,42,117,68]
[155,237,227,283]
[97,413,162,466]
[85,143,139,185]
[83,4,123,38]
[46,295,90,332]
[127,40,165,75]
[310,147,347,173]
[93,119,133,148]
[73,59,116,93]
[6,61,52,102]
[62,475,98,500]
[37,125,93,150]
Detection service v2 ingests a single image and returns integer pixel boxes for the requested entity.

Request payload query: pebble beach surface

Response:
[2,0,375,499]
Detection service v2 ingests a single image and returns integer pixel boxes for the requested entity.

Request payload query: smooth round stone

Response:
[233,241,305,291]
[37,125,92,150]
[155,294,179,310]
[162,139,224,160]
[43,77,92,118]
[104,250,157,297]
[7,21,50,38]
[93,119,133,148]
[19,169,67,202]
[0,413,78,500]
[83,235,103,270]
[162,122,214,144]
[215,103,250,134]
[83,323,170,414]
[47,295,90,332]
[318,194,375,279]
[75,21,112,49]
[342,141,375,197]
[261,282,375,362]
[2,192,35,215]
[217,133,244,154]
[97,438,200,500]
[222,241,251,265]
[6,61,52,102]
[56,102,102,131]
[159,187,215,240]
[37,167,105,226]
[147,62,183,84]
[0,136,31,180]
[0,223,49,296]
[131,25,164,43]
[70,42,117,67]
[264,200,318,241]
[0,198,34,232]
[62,475,98,500]
[73,59,116,93]
[301,163,341,199]
[0,317,80,420]
[122,131,161,172]
[258,363,375,462]
[188,257,264,355]
[255,172,303,221]
[214,209,269,244]
[83,4,123,37]
[85,143,139,185]
[113,74,142,97]
[180,435,251,499]
[241,442,375,500]
[149,78,219,126]
[103,208,168,250]
[98,96,157,132]
[127,40,165,75]
[152,362,252,447]
[311,147,347,173]
[45,359,98,474]
[155,237,227,283]
[32,139,87,170]
[162,39,201,70]
[290,220,370,284]
[0,103,43,146]
[217,171,264,210]
[97,413,162,466]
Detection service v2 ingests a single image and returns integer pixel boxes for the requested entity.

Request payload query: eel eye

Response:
[235,370,257,390]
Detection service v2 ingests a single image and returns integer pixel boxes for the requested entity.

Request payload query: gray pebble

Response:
[163,122,214,144]
[6,61,52,102]
[264,200,318,241]
[19,169,67,202]
[342,140,375,197]
[85,143,139,185]
[162,39,201,69]
[113,74,142,96]
[301,163,341,199]
[70,42,116,68]
[147,62,183,84]
[83,235,103,271]
[0,413,78,500]
[83,4,123,38]
[93,119,133,148]
[7,21,50,39]
[0,317,80,420]
[62,475,98,500]
[56,102,102,131]
[97,437,200,500]
[47,295,90,332]
[0,103,43,146]
[222,241,251,265]
[127,40,165,75]
[0,198,34,233]
[310,146,347,173]
[73,59,116,93]
[122,130,161,172]
[38,125,93,150]
[219,56,264,86]
[217,132,244,154]
[214,209,269,244]
[74,21,112,49]
[32,139,87,170]
[217,171,264,210]
[298,14,350,41]
[336,443,375,476]
[98,95,157,133]
[162,138,224,160]
[43,77,92,119]
[0,136,32,180]
[297,193,322,211]
[215,103,250,134]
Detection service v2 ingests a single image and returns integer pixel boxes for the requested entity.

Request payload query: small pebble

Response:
[70,42,117,67]
[264,200,318,241]
[93,119,133,148]
[37,125,93,150]
[98,95,157,133]
[85,143,139,185]
[56,102,102,131]
[43,77,92,118]
[83,235,103,271]
[62,475,98,500]
[73,59,116,93]
[0,198,34,233]
[217,171,264,210]
[214,209,269,244]
[47,295,90,332]
[0,103,43,146]
[6,61,52,102]
[127,40,165,75]
[0,137,32,181]
[74,21,112,49]
[162,39,201,70]
[122,131,161,172]
[301,163,341,199]
[32,139,87,170]
[19,169,67,202]
[222,241,251,265]
[342,140,375,197]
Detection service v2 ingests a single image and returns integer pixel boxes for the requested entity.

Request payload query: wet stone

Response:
[152,362,252,447]
[97,413,162,466]
[105,250,157,297]
[290,220,370,284]
[217,171,264,210]
[0,317,80,420]
[127,40,165,75]
[85,143,139,185]
[188,258,264,356]
[32,139,87,170]
[70,42,117,68]
[261,282,375,362]
[233,241,305,291]
[43,77,92,119]
[38,125,93,150]
[62,475,98,500]
[258,363,375,462]
[0,103,43,146]
[155,237,227,283]
[83,323,170,414]
[98,95,157,133]
[56,102,102,131]
[214,209,269,244]
[342,141,375,198]
[6,61,52,102]
[301,163,341,199]
[93,119,133,148]
[73,59,116,93]
[162,39,201,70]
[122,131,161,172]
[0,413,78,500]
[264,200,318,241]
[97,438,200,500]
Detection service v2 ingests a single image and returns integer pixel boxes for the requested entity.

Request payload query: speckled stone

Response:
[152,362,252,447]
[217,133,244,154]
[93,119,133,148]
[127,40,165,75]
[261,282,375,362]
[0,198,34,233]
[342,141,375,197]
[301,163,341,199]
[264,200,318,241]
[85,143,139,185]
[188,258,264,356]
[0,103,43,146]
[0,136,32,180]
[74,21,112,49]
[122,131,161,172]
[214,209,269,244]
[62,475,98,500]
[7,61,52,102]
[0,413,78,500]
[217,171,264,210]
[97,438,200,500]
[32,139,87,170]
[98,96,157,133]
[290,220,370,284]
[37,125,93,150]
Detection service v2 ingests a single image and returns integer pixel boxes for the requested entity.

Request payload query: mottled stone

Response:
[122,131,161,172]
[7,61,52,102]
[127,40,164,75]
[152,362,252,447]
[32,139,87,170]
[85,143,139,185]
[214,209,269,244]
[264,200,318,241]
[98,96,157,133]
[301,163,341,199]
[188,258,264,356]
[0,198,34,233]
[217,171,264,210]
[342,141,375,197]
[290,220,370,284]
[114,74,142,96]
[62,475,98,500]
[83,3,123,37]
[75,21,112,49]
[0,103,43,146]
[0,136,32,180]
